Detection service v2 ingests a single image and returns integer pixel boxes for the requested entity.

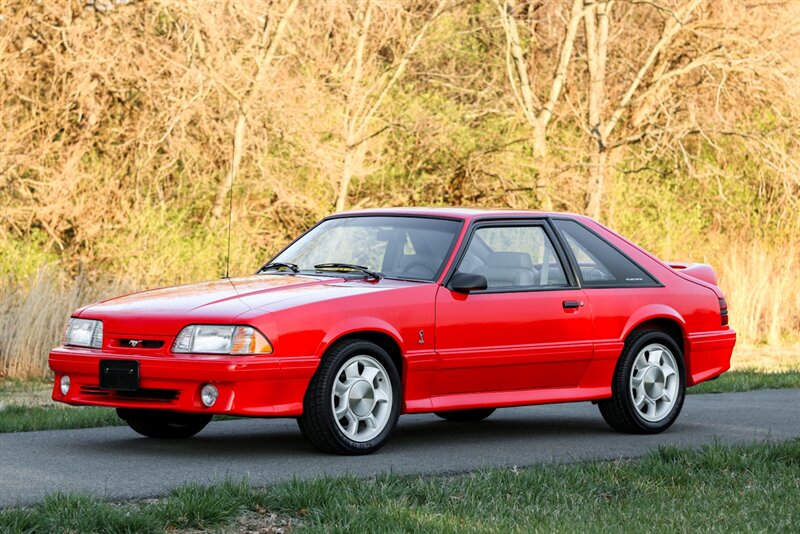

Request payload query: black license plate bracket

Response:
[99,360,139,391]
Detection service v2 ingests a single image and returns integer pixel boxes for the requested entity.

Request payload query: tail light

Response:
[719,298,728,326]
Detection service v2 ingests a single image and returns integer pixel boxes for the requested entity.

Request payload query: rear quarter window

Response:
[553,219,660,288]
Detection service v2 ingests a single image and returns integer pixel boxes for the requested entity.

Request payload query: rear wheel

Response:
[117,409,212,439]
[298,340,400,455]
[434,408,495,422]
[598,330,685,434]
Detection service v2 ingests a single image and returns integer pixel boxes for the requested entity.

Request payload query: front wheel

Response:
[117,409,212,439]
[598,330,686,434]
[298,340,401,455]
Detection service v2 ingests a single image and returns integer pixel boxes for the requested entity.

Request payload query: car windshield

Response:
[268,216,462,281]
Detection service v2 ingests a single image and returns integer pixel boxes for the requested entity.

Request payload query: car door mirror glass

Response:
[450,272,488,293]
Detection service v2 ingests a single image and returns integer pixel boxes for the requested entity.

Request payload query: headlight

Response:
[171,325,273,355]
[63,318,103,348]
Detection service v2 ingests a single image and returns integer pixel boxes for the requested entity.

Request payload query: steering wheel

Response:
[402,261,436,279]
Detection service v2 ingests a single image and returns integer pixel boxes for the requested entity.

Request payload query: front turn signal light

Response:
[231,326,273,354]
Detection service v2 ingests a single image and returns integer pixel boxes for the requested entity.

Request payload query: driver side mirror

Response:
[449,272,488,293]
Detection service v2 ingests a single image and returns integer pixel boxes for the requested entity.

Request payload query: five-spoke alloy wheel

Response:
[299,339,400,454]
[330,355,393,443]
[629,343,680,422]
[598,330,686,434]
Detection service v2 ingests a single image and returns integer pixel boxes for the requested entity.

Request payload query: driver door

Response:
[433,221,593,395]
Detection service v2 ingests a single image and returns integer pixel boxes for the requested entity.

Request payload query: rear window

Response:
[553,219,659,288]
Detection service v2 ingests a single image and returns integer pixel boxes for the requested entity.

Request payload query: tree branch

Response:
[540,0,586,128]
[496,0,540,127]
[355,0,448,133]
[601,0,703,139]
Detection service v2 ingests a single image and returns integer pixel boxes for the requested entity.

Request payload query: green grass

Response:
[0,379,51,398]
[0,370,798,434]
[0,380,124,433]
[1,440,798,533]
[0,405,123,433]
[689,369,800,394]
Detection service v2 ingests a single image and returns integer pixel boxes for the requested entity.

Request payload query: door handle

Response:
[562,300,583,309]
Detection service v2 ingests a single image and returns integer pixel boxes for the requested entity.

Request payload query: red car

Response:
[50,209,736,454]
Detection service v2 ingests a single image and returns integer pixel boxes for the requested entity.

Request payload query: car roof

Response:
[331,207,588,222]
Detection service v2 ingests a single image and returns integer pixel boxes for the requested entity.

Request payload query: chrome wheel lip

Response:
[331,355,393,443]
[629,343,680,423]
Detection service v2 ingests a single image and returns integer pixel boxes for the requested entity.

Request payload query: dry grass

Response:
[730,344,800,372]
[0,267,129,379]
[719,242,800,345]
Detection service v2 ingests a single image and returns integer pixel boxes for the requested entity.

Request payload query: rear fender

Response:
[618,305,692,381]
[621,304,687,345]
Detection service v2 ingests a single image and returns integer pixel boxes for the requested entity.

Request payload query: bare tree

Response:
[496,0,585,210]
[582,0,703,219]
[334,0,448,212]
[210,0,299,219]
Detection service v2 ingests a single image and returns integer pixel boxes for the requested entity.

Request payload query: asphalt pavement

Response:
[1,389,798,508]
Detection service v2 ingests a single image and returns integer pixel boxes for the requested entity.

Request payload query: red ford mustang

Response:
[50,208,736,454]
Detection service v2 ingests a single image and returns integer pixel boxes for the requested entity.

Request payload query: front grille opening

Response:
[79,385,179,402]
[117,339,165,349]
[117,388,180,401]
[80,386,110,397]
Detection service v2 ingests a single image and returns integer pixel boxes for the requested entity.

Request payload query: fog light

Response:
[60,375,71,396]
[200,384,218,407]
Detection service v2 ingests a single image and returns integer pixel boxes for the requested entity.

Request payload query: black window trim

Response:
[442,218,580,294]
[549,216,663,289]
[260,213,466,284]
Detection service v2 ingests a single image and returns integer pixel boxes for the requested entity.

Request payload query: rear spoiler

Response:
[667,262,718,286]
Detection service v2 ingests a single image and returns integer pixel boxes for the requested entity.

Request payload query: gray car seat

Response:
[479,252,536,288]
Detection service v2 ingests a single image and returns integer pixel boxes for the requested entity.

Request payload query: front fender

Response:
[314,317,405,359]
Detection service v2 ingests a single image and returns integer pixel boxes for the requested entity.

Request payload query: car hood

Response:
[77,274,349,335]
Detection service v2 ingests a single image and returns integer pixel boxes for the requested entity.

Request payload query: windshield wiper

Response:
[260,262,299,274]
[313,263,383,279]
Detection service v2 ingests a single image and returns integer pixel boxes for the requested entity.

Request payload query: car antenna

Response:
[223,176,234,280]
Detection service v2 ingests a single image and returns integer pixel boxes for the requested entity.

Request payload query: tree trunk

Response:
[582,0,612,220]
[336,145,357,212]
[212,112,246,219]
[335,131,368,212]
[585,147,606,220]
[532,124,553,211]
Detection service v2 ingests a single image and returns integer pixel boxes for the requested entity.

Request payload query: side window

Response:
[553,219,658,288]
[456,225,569,290]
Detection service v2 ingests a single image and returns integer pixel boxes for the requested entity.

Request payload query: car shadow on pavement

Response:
[70,410,617,459]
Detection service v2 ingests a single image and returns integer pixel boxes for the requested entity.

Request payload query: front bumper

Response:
[48,348,318,416]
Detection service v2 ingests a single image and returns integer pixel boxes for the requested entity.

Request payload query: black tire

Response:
[598,329,686,434]
[434,408,495,422]
[298,339,401,455]
[116,408,212,439]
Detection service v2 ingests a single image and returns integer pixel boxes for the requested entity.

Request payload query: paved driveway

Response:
[1,389,798,508]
